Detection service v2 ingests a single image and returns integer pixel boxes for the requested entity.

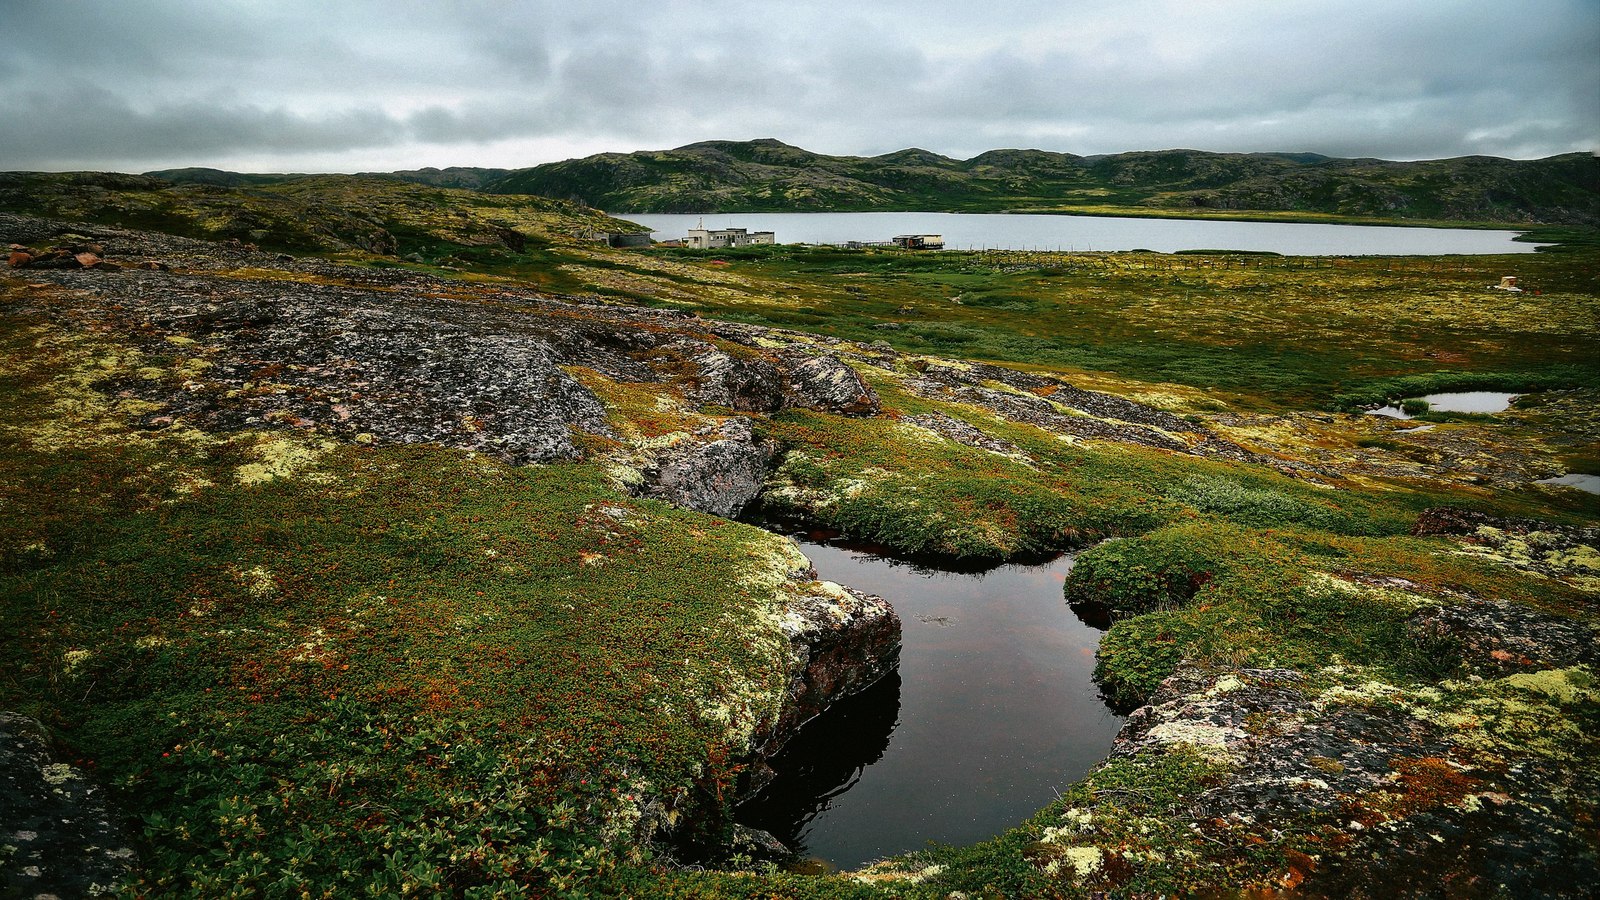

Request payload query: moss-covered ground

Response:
[0,294,827,896]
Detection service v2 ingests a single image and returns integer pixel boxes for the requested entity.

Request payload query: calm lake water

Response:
[1539,473,1600,495]
[619,211,1542,256]
[1366,391,1521,419]
[735,538,1123,870]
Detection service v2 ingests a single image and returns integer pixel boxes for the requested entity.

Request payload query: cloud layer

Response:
[3,0,1595,172]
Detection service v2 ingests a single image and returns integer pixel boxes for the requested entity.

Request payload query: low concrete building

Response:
[575,228,653,248]
[684,227,775,250]
[892,234,945,250]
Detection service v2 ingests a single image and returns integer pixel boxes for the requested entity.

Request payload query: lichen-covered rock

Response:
[1102,664,1600,898]
[902,412,1034,463]
[636,418,778,518]
[1410,598,1600,676]
[902,373,1271,465]
[778,351,880,416]
[0,712,135,897]
[684,344,785,413]
[730,559,901,812]
[773,579,901,738]
[1413,506,1600,594]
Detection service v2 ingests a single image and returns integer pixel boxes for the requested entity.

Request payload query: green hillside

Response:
[0,171,643,257]
[486,138,1600,224]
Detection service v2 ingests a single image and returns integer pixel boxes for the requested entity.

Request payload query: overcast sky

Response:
[3,0,1596,172]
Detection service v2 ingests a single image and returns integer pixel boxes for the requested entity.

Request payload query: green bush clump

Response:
[1166,475,1350,532]
[1401,398,1431,415]
[1063,522,1286,617]
[133,701,635,898]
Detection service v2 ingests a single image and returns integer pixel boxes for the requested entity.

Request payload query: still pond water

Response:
[620,211,1542,256]
[735,538,1123,870]
[1366,391,1521,419]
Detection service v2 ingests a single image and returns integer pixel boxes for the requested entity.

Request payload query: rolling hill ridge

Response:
[482,139,1600,224]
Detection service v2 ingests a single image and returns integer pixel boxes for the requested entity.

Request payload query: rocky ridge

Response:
[2,213,1262,515]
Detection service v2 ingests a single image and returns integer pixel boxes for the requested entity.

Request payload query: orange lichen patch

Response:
[563,366,708,439]
[1277,848,1318,889]
[1361,757,1484,823]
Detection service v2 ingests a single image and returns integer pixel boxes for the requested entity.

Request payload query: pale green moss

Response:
[235,435,337,485]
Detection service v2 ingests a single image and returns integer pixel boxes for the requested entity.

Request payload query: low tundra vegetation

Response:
[3,193,1597,896]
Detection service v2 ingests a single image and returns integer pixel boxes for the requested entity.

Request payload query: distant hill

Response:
[0,171,644,256]
[374,166,513,190]
[148,166,515,192]
[483,139,1600,224]
[144,167,306,187]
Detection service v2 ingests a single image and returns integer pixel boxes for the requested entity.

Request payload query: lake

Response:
[735,537,1123,870]
[617,211,1542,256]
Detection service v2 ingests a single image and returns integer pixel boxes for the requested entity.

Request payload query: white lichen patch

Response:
[1500,667,1595,705]
[1142,721,1246,761]
[62,648,93,674]
[235,434,337,485]
[1421,667,1596,763]
[851,862,947,884]
[1305,571,1441,611]
[1209,675,1246,695]
[1040,808,1095,843]
[684,534,812,748]
[40,762,80,785]
[1448,527,1600,594]
[1041,846,1105,881]
[236,566,278,600]
[288,627,331,663]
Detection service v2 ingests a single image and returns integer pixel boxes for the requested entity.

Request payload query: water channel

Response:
[619,211,1544,255]
[735,537,1123,870]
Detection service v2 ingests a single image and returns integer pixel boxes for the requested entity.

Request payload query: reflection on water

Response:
[739,672,902,860]
[1539,473,1600,494]
[736,538,1124,869]
[1367,391,1520,419]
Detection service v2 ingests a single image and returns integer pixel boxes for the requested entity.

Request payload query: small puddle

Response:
[1366,391,1520,420]
[736,537,1124,870]
[1538,473,1600,494]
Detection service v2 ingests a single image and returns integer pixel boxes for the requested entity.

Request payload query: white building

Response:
[683,227,775,250]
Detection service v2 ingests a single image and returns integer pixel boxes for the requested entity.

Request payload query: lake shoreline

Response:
[618,210,1544,255]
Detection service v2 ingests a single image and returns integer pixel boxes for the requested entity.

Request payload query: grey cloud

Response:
[0,83,406,167]
[1,0,1594,172]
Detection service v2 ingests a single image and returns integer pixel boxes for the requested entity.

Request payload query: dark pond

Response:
[735,537,1124,870]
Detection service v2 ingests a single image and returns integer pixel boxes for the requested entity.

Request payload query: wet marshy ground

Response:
[736,537,1124,870]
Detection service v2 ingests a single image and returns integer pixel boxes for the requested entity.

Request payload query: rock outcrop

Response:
[1,712,136,897]
[1101,664,1599,898]
[777,351,881,417]
[739,575,901,802]
[637,418,778,518]
[1409,598,1599,676]
[2,212,1260,520]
